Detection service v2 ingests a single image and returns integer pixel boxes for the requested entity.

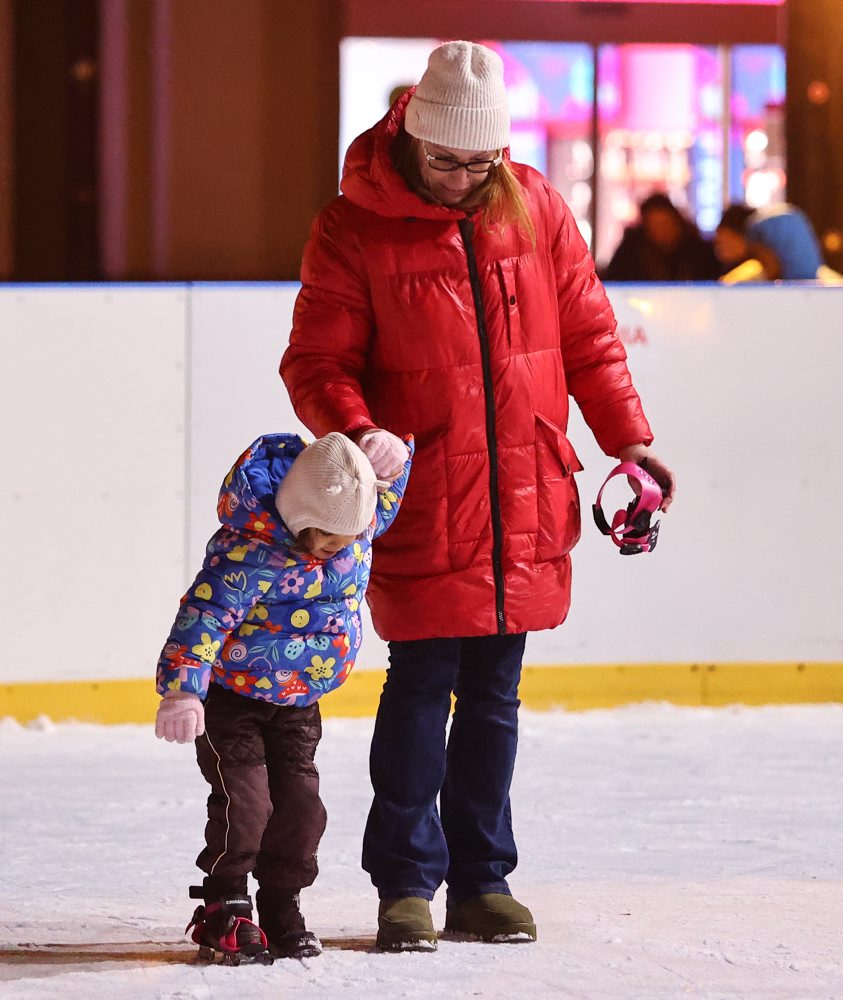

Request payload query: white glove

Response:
[155,691,205,744]
[357,429,409,480]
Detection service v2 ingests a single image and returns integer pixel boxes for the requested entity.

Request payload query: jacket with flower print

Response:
[156,433,412,707]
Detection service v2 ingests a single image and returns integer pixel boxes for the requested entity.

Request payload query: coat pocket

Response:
[534,413,583,562]
[495,258,524,352]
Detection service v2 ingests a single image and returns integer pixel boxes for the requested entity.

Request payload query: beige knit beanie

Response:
[405,41,510,151]
[275,433,383,537]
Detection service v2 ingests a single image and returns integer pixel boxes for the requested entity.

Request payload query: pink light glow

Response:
[528,1,783,5]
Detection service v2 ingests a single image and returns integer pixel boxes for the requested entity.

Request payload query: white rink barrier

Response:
[2,282,842,691]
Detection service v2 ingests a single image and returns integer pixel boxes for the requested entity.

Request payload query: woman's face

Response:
[416,141,499,208]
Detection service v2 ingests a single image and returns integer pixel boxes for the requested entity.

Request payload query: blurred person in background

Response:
[602,192,720,282]
[281,40,676,953]
[715,202,843,284]
[712,203,756,277]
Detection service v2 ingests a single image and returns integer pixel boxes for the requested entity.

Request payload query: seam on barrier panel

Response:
[205,732,232,876]
[183,289,193,587]
[700,663,710,704]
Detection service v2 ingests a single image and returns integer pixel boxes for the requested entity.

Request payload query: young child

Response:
[154,431,412,961]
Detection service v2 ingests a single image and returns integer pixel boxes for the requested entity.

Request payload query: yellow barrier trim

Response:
[1,663,841,726]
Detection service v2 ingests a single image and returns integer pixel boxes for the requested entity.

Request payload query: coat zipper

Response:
[458,216,507,635]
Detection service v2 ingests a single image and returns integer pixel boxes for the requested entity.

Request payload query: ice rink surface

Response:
[1,703,841,999]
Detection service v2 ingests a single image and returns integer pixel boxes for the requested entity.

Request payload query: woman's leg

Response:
[362,637,460,900]
[441,632,527,902]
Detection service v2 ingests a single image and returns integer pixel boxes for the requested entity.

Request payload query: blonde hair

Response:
[484,160,537,248]
[392,130,536,247]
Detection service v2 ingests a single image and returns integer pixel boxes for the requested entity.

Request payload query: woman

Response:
[281,40,676,952]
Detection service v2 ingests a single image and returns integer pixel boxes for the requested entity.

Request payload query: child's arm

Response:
[373,435,414,539]
[155,528,274,698]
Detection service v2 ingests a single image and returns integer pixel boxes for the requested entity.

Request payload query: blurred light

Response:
[627,296,654,316]
[571,180,593,208]
[745,129,769,153]
[508,77,541,118]
[572,140,594,178]
[666,131,694,151]
[70,59,97,83]
[699,83,722,118]
[823,230,843,254]
[744,167,786,207]
[576,219,593,246]
[807,80,830,106]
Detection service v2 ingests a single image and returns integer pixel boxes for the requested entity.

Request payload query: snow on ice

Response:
[1,703,842,999]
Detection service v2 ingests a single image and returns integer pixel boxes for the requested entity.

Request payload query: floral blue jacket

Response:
[156,434,412,707]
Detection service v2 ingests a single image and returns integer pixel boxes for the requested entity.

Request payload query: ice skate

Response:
[186,885,273,965]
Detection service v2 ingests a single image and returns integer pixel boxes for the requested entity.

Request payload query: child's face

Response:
[298,528,359,561]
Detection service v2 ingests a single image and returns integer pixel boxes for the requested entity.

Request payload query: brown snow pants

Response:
[194,683,327,892]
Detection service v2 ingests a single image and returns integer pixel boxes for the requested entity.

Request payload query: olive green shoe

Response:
[376,897,438,952]
[444,893,536,943]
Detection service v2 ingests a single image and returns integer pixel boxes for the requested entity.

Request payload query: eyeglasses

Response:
[422,142,503,174]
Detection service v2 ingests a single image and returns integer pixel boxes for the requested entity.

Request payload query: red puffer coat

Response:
[281,95,652,641]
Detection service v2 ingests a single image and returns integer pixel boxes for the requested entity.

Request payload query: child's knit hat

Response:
[275,433,382,537]
[405,41,510,152]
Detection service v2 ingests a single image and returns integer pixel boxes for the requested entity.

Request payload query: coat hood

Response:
[216,433,307,539]
[341,89,472,222]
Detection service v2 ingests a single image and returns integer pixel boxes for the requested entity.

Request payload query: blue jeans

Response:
[362,633,527,904]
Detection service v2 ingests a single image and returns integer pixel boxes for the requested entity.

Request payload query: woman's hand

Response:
[618,444,676,512]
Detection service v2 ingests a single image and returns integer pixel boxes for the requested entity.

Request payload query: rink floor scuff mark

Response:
[1,935,380,975]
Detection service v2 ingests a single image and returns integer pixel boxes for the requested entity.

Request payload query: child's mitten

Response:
[155,690,205,743]
[357,429,409,479]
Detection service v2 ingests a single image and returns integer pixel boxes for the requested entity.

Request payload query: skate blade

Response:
[195,944,274,966]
